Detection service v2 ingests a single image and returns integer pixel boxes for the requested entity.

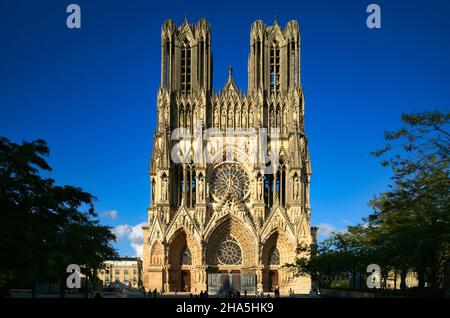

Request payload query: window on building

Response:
[181,38,191,94]
[270,41,280,94]
[165,40,170,87]
[199,39,204,88]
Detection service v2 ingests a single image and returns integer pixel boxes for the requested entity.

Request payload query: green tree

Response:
[289,110,449,294]
[369,111,449,290]
[0,137,117,297]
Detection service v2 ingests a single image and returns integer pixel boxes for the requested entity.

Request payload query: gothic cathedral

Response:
[142,18,315,295]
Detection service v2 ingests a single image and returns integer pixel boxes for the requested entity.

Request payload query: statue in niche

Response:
[306,179,310,205]
[186,110,191,129]
[299,137,305,153]
[151,179,156,203]
[161,175,168,201]
[293,175,300,201]
[198,175,204,201]
[228,111,233,127]
[276,107,281,127]
[249,110,254,127]
[180,110,184,127]
[242,112,247,128]
[270,108,275,127]
[221,110,226,128]
[193,109,198,124]
[214,108,219,127]
[257,175,263,201]
[235,111,240,128]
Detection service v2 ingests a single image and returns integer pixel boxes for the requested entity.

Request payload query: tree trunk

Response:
[84,276,89,298]
[400,268,407,291]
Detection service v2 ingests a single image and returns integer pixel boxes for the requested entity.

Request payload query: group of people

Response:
[189,290,209,298]
[255,286,280,298]
[225,289,247,298]
[142,286,283,298]
[141,288,160,298]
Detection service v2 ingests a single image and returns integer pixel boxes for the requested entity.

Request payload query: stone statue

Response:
[151,179,155,203]
[186,110,191,129]
[257,175,263,201]
[180,110,184,127]
[214,108,219,127]
[221,110,226,128]
[293,176,300,201]
[249,110,254,126]
[161,175,168,201]
[198,175,204,201]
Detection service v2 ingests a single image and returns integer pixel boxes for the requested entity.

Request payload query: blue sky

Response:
[1,0,449,256]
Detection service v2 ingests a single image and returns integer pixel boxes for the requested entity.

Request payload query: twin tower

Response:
[143,18,314,295]
[159,18,300,97]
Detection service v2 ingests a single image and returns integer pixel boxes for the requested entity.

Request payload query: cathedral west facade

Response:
[142,18,315,294]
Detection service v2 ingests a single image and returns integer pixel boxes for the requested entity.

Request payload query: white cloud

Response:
[128,223,144,241]
[317,223,341,239]
[112,224,132,239]
[112,223,146,258]
[131,242,143,258]
[100,210,118,219]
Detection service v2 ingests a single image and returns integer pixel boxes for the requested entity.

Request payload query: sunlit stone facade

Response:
[142,18,314,294]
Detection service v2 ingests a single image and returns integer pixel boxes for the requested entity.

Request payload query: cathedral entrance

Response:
[181,270,191,292]
[207,273,256,295]
[269,270,278,291]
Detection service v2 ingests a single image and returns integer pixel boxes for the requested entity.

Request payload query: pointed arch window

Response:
[276,160,287,207]
[164,40,171,88]
[183,163,196,208]
[270,40,280,94]
[198,37,205,88]
[291,40,297,86]
[181,38,191,94]
[256,38,261,89]
[264,161,274,208]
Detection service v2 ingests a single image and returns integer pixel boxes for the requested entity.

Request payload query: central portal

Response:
[208,273,256,295]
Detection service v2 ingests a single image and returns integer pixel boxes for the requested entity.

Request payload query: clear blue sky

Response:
[1,0,449,256]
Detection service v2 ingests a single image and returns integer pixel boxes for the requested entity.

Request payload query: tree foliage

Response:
[0,137,117,297]
[290,111,449,292]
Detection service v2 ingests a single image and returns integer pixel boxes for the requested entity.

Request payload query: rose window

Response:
[211,163,250,202]
[217,236,242,265]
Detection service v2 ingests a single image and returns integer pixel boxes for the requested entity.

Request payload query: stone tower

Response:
[142,18,313,295]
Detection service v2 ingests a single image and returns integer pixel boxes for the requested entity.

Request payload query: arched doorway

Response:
[205,216,258,294]
[206,217,257,270]
[167,228,199,292]
[261,230,293,292]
